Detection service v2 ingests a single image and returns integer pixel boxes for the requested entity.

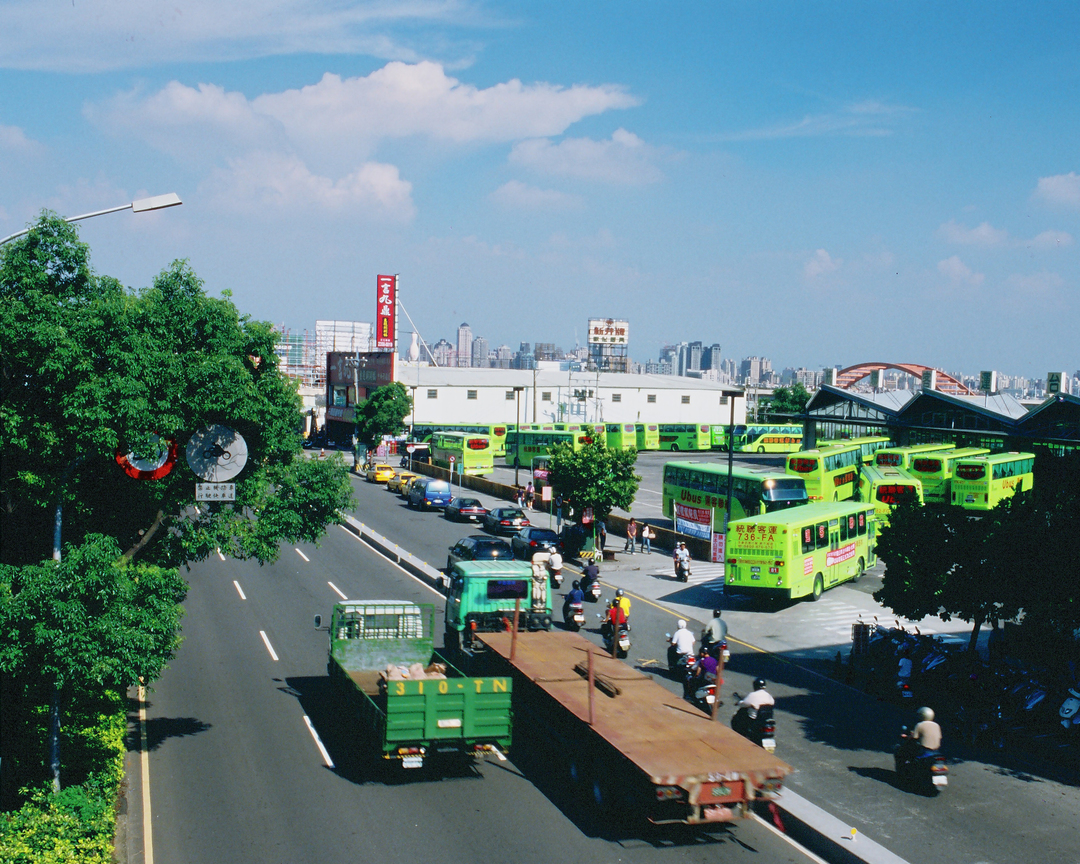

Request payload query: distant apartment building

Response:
[495,344,513,368]
[739,356,772,385]
[456,323,473,367]
[534,342,558,362]
[431,338,455,367]
[471,336,489,368]
[702,344,722,371]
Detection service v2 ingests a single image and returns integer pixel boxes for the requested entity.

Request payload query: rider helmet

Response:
[572,580,580,590]
[713,609,723,618]
[616,589,624,597]
[753,677,767,691]
[677,619,687,629]
[918,706,935,721]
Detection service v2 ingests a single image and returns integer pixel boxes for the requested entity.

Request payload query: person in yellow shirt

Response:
[615,588,631,622]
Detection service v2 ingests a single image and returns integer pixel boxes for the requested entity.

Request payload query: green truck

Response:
[325,600,512,769]
[444,560,554,654]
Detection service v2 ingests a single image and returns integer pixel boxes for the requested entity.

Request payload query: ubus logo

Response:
[833,470,857,487]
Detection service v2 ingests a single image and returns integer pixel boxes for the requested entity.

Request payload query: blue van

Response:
[408,478,453,510]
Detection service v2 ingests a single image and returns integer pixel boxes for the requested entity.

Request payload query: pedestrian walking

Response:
[640,523,652,553]
[555,493,564,530]
[525,481,535,510]
[624,518,638,554]
[515,486,524,508]
[597,520,607,554]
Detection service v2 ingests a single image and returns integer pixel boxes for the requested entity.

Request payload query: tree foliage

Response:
[762,383,811,421]
[547,437,641,523]
[356,382,412,449]
[0,214,354,568]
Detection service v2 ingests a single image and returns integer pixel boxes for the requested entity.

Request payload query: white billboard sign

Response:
[587,318,629,345]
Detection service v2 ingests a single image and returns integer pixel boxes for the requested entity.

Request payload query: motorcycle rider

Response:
[547,549,564,585]
[689,649,721,704]
[580,560,600,595]
[669,619,696,694]
[910,706,942,754]
[562,580,585,625]
[701,609,728,660]
[601,598,628,643]
[674,542,692,580]
[733,678,775,738]
[614,588,631,624]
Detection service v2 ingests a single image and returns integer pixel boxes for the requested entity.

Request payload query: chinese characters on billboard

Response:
[376,275,396,350]
[587,318,629,345]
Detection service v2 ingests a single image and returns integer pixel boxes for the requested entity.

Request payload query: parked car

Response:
[365,463,395,483]
[401,475,428,499]
[483,507,531,536]
[511,526,562,560]
[446,535,514,570]
[408,478,453,510]
[387,471,417,493]
[445,497,489,522]
[559,523,590,558]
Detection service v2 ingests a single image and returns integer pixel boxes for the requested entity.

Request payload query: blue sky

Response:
[2,1,1077,378]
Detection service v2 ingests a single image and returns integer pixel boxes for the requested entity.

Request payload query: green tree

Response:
[548,437,641,525]
[763,383,811,421]
[0,214,354,568]
[0,535,186,792]
[355,382,412,449]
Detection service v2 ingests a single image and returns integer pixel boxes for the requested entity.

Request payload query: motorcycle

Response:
[894,727,948,794]
[601,616,631,658]
[674,559,690,583]
[581,578,602,603]
[731,693,777,752]
[563,599,585,632]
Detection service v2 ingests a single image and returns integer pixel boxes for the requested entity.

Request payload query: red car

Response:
[445,497,489,522]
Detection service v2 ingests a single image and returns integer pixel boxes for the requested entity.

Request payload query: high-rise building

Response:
[456,323,472,367]
[496,345,513,368]
[431,338,455,367]
[703,344,722,371]
[534,342,557,361]
[471,336,489,368]
[687,341,703,374]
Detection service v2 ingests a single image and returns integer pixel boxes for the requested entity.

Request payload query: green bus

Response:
[504,428,595,468]
[657,423,712,451]
[873,442,955,470]
[905,447,990,504]
[786,437,891,502]
[733,424,804,454]
[950,452,1035,510]
[431,431,494,476]
[605,423,639,450]
[709,425,729,450]
[635,423,660,451]
[412,423,509,457]
[815,436,892,465]
[857,465,924,527]
[662,461,809,530]
[724,502,878,602]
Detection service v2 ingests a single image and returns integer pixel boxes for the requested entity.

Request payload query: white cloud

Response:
[0,123,40,154]
[201,151,415,220]
[508,129,662,184]
[1004,270,1065,300]
[936,219,1009,246]
[804,249,842,279]
[90,62,638,166]
[1034,172,1080,209]
[489,181,581,210]
[716,100,917,142]
[1029,230,1074,250]
[937,255,984,286]
[0,1,477,73]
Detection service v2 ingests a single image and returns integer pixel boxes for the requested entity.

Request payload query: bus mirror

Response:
[314,614,322,629]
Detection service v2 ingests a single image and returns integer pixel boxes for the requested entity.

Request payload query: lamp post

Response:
[1,192,183,246]
[346,352,372,470]
[513,386,525,487]
[409,385,418,471]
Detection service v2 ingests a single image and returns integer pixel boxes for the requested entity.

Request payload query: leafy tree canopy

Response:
[762,383,811,421]
[0,214,354,568]
[356,382,412,449]
[548,437,641,524]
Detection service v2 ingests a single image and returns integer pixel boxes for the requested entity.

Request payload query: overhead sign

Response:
[376,275,396,350]
[587,318,629,345]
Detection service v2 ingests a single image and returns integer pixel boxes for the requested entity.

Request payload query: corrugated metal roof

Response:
[398,363,742,393]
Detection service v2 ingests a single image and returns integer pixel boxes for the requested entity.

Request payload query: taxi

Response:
[387,471,417,493]
[365,463,395,484]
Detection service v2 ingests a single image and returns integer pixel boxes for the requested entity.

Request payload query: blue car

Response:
[408,478,453,510]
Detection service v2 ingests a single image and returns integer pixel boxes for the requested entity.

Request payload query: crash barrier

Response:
[340,515,447,593]
[404,462,715,562]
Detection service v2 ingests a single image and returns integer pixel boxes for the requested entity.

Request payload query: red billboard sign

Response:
[376,274,396,349]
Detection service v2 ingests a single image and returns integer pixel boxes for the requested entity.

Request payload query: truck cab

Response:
[444,560,553,653]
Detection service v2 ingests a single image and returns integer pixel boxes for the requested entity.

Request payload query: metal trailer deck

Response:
[479,630,791,824]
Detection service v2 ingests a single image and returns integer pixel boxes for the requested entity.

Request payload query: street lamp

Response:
[513,386,525,488]
[1,192,183,246]
[345,352,372,470]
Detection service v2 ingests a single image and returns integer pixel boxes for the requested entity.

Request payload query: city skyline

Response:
[2,3,1077,376]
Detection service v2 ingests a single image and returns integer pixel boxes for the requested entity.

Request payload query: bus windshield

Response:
[911,458,942,472]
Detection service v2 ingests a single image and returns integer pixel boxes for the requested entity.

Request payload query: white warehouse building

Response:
[397,363,747,428]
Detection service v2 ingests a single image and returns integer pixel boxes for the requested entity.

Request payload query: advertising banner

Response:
[587,318,629,345]
[376,275,395,350]
[674,502,712,542]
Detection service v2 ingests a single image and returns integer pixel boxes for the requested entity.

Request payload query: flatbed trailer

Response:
[478,630,791,824]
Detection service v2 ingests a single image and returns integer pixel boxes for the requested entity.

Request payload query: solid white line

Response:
[233,581,247,600]
[338,525,444,598]
[752,811,830,864]
[295,547,310,562]
[138,685,154,864]
[303,715,335,768]
[328,581,348,600]
[259,631,279,661]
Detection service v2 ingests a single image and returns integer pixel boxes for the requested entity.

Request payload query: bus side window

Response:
[858,511,867,535]
[816,522,829,550]
[801,526,814,555]
[839,518,848,542]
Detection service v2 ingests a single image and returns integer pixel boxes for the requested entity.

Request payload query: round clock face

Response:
[185,425,248,482]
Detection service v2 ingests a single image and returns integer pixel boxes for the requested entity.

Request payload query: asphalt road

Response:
[139,488,814,864]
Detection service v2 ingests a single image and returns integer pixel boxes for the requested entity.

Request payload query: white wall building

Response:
[397,364,746,428]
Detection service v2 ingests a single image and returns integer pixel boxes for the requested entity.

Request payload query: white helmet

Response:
[918,706,935,721]
[677,619,687,629]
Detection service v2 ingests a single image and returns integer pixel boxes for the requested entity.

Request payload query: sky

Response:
[2,1,1078,379]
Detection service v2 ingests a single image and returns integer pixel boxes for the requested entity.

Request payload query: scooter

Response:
[601,616,631,658]
[674,560,690,583]
[563,599,585,632]
[894,727,948,794]
[582,578,602,603]
[731,694,777,752]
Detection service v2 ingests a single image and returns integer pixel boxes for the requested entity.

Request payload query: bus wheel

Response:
[854,557,865,582]
[670,444,679,452]
[757,446,765,453]
[811,574,824,602]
